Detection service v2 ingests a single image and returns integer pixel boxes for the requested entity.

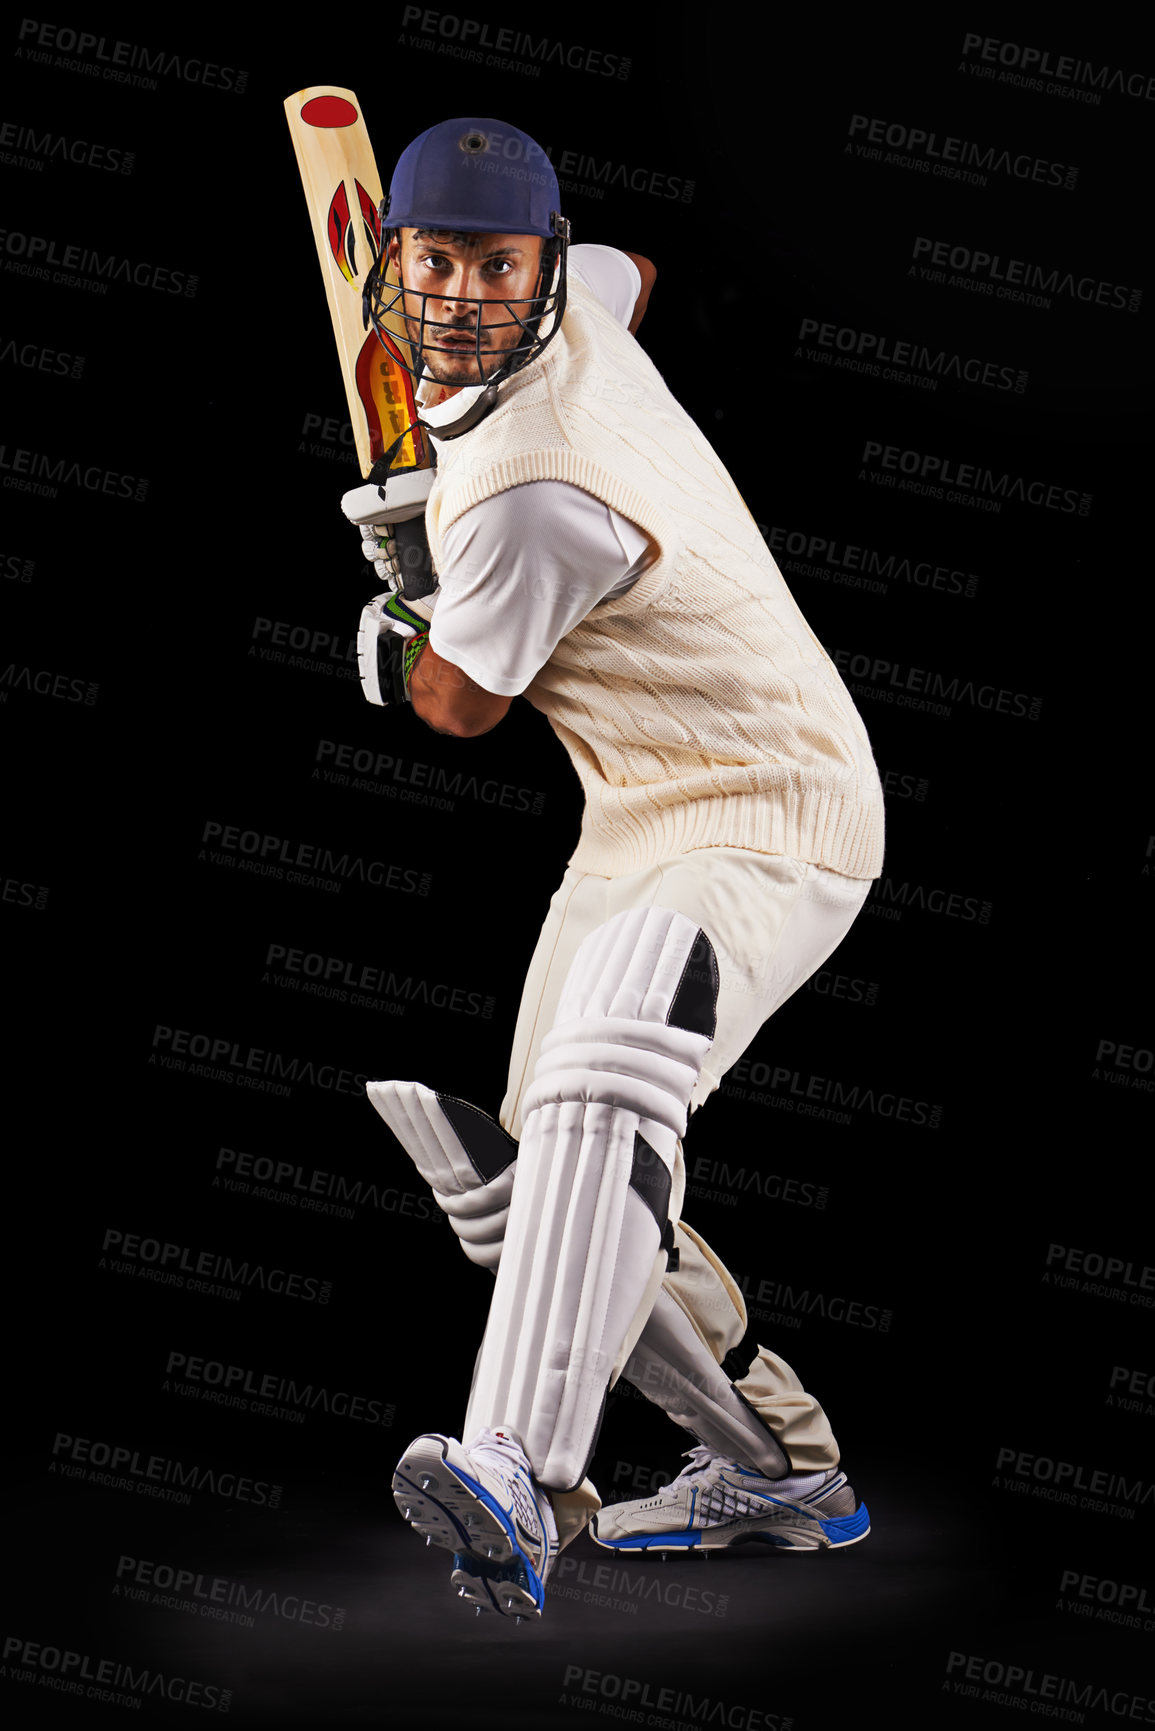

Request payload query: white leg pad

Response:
[365,1080,515,1268]
[624,1285,789,1477]
[464,906,718,1491]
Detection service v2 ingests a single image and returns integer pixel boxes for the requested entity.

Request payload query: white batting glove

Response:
[359,522,404,588]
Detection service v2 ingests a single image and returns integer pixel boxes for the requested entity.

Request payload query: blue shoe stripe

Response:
[596,1501,870,1552]
[599,1530,706,1550]
[448,1463,546,1602]
[820,1501,871,1542]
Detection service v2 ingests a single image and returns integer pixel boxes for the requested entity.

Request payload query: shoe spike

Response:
[426,1535,431,1546]
[515,1616,523,1627]
[458,1586,465,1597]
[420,1475,433,1490]
[475,1606,481,1617]
[403,1507,411,1520]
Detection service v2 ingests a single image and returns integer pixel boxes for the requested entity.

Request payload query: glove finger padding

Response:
[357,590,437,707]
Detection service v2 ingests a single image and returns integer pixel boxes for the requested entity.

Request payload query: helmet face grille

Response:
[372,119,570,404]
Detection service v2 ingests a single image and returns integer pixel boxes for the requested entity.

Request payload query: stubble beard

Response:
[408,307,527,388]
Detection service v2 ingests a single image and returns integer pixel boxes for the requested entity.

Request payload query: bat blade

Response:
[284,86,427,478]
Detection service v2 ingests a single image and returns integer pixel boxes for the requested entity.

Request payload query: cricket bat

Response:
[283,86,428,481]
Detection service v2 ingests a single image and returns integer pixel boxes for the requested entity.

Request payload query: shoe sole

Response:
[392,1436,546,1621]
[450,1554,543,1621]
[590,1500,871,1555]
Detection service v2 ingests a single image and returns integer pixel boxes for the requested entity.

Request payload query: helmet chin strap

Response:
[365,379,500,484]
[419,382,500,440]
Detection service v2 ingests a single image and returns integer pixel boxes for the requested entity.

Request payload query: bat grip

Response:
[394,518,437,601]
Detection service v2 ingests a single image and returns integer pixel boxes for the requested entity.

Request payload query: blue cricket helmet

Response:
[385,118,561,237]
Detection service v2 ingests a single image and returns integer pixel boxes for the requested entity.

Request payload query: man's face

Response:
[390,228,546,388]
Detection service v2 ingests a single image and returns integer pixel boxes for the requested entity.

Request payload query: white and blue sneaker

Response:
[590,1444,870,1554]
[392,1428,559,1620]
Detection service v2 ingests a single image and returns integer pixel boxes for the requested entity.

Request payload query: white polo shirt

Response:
[420,245,654,697]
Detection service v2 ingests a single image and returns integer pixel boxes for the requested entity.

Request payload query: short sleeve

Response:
[428,483,653,696]
[568,245,642,329]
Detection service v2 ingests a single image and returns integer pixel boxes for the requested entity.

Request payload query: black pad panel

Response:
[720,1326,762,1386]
[666,929,720,1038]
[436,1093,518,1183]
[628,1131,672,1231]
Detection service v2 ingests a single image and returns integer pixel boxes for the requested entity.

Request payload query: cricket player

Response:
[347,117,886,1624]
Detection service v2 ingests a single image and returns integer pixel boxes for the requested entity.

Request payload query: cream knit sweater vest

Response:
[425,280,885,881]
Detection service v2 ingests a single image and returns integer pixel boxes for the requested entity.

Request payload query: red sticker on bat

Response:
[356,179,382,250]
[327,182,355,283]
[301,94,359,128]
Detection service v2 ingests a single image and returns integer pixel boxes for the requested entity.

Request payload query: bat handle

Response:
[394,518,437,600]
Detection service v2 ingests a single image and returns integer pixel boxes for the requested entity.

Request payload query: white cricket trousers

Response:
[498,847,872,1479]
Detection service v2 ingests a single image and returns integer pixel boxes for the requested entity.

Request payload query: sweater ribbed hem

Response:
[566,790,885,881]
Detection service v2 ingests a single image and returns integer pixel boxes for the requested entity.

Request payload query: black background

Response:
[3,8,1151,1728]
